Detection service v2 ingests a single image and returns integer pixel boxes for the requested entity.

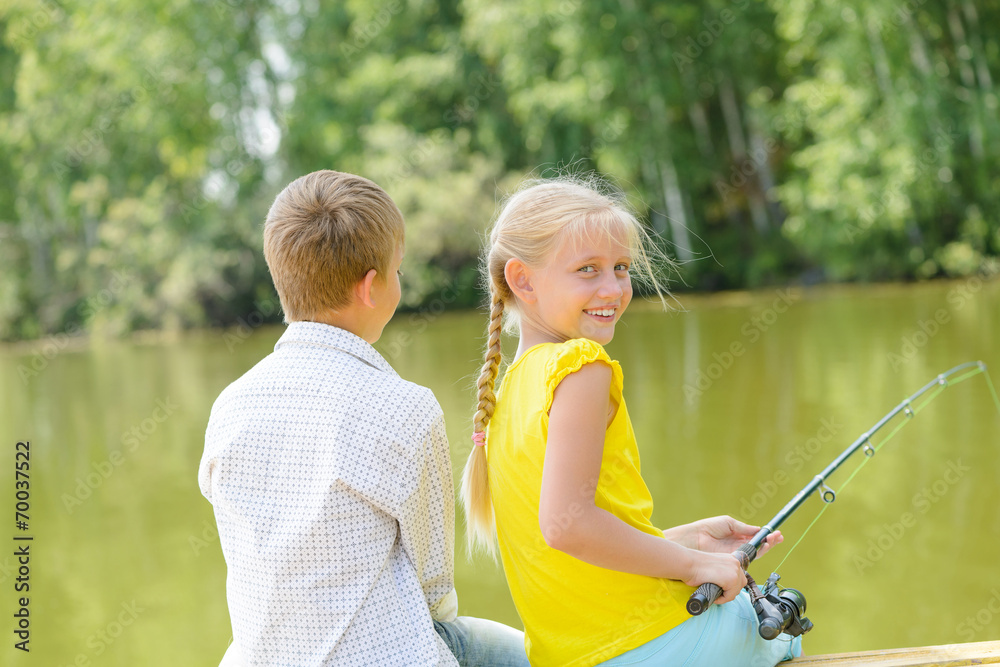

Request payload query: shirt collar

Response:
[274,321,398,377]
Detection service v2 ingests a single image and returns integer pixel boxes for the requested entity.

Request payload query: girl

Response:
[460,177,803,667]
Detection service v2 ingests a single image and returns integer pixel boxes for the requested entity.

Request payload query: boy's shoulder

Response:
[354,366,444,425]
[208,332,443,430]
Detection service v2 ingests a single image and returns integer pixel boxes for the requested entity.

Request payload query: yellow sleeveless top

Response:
[487,338,694,667]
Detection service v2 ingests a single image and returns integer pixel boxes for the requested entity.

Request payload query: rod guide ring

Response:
[820,484,836,503]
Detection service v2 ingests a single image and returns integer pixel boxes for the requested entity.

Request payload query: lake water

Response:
[1,278,998,665]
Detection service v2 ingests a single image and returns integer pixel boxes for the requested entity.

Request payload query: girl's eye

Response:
[615,263,630,272]
[579,266,596,273]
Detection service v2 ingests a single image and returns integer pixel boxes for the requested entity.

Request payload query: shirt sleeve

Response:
[396,407,458,622]
[544,338,624,414]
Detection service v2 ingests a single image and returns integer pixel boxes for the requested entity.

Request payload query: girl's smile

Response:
[584,307,617,321]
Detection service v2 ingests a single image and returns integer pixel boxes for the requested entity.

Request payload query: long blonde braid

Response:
[461,286,504,555]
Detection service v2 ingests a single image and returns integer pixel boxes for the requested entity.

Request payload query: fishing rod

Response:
[686,360,996,640]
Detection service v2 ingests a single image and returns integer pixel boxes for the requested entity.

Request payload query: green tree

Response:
[770,0,1000,280]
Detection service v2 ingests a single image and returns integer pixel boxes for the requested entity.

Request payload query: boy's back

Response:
[200,321,458,666]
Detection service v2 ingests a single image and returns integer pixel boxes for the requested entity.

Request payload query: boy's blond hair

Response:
[263,170,405,322]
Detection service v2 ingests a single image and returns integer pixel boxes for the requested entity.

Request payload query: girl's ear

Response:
[504,258,537,304]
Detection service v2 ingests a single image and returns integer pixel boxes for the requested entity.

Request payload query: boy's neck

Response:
[304,308,375,343]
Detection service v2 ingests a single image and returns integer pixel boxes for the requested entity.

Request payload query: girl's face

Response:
[516,226,633,346]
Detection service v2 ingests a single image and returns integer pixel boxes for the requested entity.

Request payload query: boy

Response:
[199,170,527,666]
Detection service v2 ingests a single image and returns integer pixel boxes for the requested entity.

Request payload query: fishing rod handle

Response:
[686,542,757,616]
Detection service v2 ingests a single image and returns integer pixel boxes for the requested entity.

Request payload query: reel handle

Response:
[686,542,757,615]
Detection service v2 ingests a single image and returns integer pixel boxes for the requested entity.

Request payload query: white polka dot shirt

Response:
[199,321,460,666]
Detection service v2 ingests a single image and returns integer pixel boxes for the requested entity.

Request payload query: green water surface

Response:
[1,278,998,665]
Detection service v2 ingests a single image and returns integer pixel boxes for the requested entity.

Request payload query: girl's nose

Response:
[597,274,624,299]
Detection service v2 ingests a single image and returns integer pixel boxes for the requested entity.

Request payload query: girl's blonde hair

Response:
[461,173,670,555]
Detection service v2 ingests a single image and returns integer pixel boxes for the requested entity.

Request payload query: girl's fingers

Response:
[729,517,757,533]
[755,531,784,557]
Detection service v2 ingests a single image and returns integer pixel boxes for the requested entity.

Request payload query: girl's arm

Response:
[539,361,747,602]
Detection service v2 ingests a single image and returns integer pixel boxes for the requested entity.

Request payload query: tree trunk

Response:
[946,4,984,161]
[719,75,769,234]
[658,156,694,263]
[961,0,993,90]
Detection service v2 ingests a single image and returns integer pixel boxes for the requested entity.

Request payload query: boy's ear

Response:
[504,258,536,304]
[354,269,379,309]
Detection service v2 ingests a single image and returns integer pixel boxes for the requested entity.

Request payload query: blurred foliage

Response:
[1,0,998,341]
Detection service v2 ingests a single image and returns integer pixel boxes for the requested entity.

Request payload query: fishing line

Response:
[772,363,1000,571]
[687,361,1000,633]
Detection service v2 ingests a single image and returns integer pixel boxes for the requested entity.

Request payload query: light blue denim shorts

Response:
[595,590,803,667]
[434,615,530,667]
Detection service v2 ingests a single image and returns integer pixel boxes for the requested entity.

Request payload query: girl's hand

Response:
[683,551,748,605]
[691,516,784,558]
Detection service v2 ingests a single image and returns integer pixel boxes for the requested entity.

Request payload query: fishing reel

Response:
[749,573,813,640]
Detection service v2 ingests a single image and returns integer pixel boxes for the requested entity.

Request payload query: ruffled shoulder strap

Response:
[543,338,624,414]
